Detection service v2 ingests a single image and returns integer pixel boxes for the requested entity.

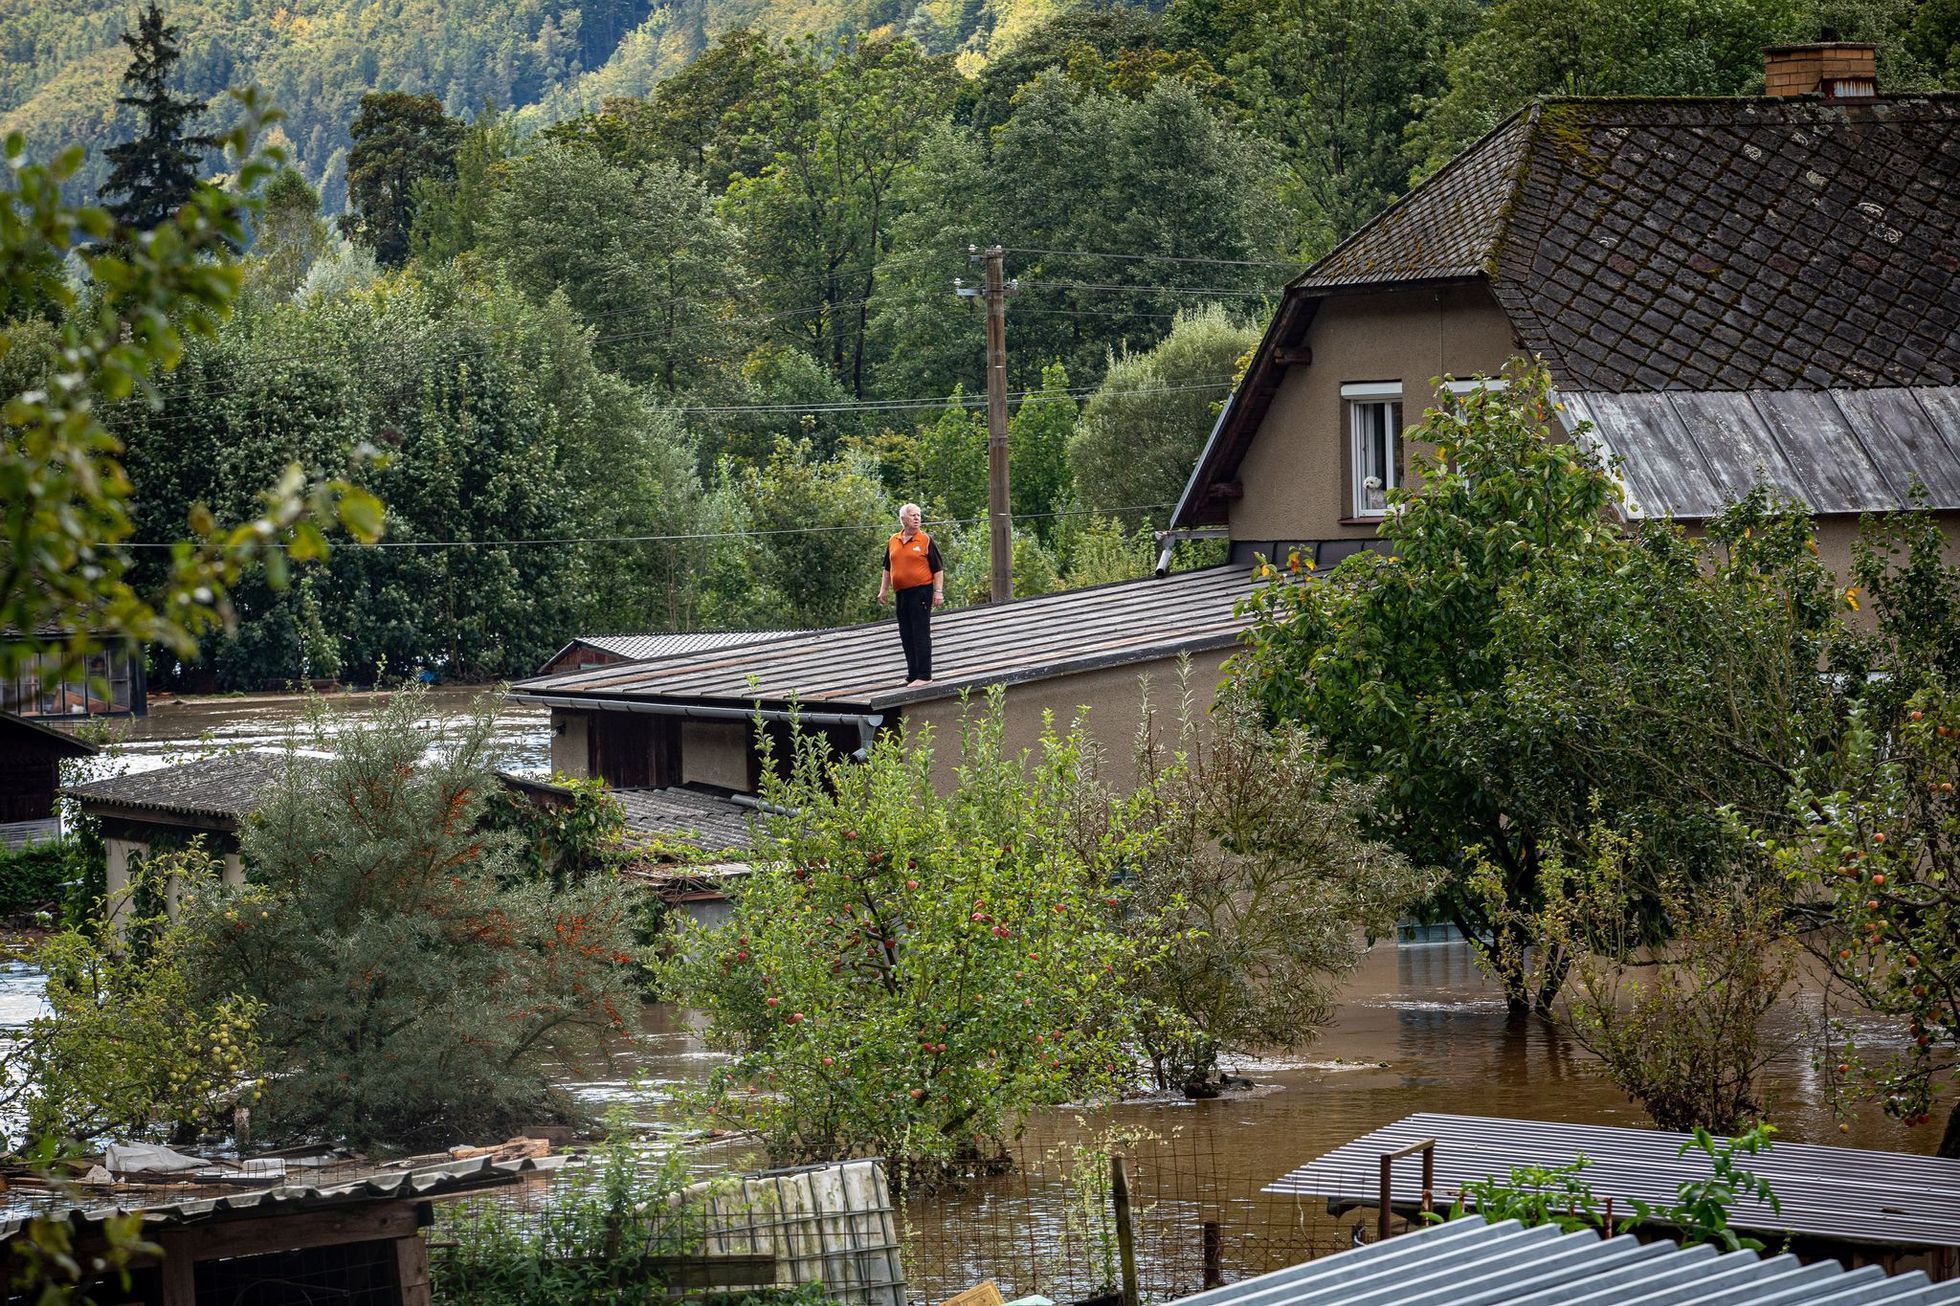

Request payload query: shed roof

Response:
[540,630,798,673]
[615,786,756,853]
[0,711,100,759]
[60,751,306,825]
[0,1153,563,1240]
[1266,1113,1960,1251]
[1166,1217,1960,1306]
[513,567,1257,714]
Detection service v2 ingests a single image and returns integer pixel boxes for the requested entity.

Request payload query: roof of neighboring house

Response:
[60,751,306,826]
[1166,1217,1960,1306]
[1566,385,1960,518]
[1174,94,1960,528]
[615,786,756,853]
[540,630,798,674]
[0,711,100,759]
[1267,1113,1960,1251]
[512,567,1258,714]
[1303,96,1960,392]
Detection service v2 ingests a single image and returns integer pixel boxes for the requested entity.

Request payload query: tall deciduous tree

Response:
[722,35,961,396]
[340,91,464,266]
[1238,364,1845,1015]
[1069,305,1259,529]
[101,2,216,233]
[477,141,749,390]
[2,96,381,687]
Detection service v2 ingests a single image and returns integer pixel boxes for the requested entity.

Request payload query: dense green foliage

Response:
[0,841,78,916]
[661,695,1147,1182]
[1238,366,1847,1017]
[1083,683,1434,1092]
[186,691,641,1147]
[3,846,264,1146]
[0,94,381,686]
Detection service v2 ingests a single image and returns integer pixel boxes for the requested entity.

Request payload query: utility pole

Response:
[957,244,1016,602]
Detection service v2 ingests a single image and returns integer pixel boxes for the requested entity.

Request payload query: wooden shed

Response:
[0,1153,561,1306]
[0,710,98,849]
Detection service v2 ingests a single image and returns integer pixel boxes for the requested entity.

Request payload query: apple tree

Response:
[660,693,1145,1189]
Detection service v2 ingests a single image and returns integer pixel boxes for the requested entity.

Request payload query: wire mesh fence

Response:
[426,1128,1394,1305]
[893,1125,1381,1304]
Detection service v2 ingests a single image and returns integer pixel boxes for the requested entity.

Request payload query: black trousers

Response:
[895,584,933,680]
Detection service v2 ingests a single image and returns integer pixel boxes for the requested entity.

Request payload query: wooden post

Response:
[396,1231,433,1306]
[975,244,1013,602]
[1378,1152,1393,1243]
[1201,1220,1223,1289]
[1111,1156,1140,1306]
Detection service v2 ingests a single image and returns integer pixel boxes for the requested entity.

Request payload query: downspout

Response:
[1153,527,1231,577]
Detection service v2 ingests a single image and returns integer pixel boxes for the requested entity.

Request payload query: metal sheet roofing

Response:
[541,630,797,672]
[615,786,756,853]
[1166,1217,1960,1306]
[0,1153,565,1239]
[1266,1113,1960,1251]
[1564,385,1960,518]
[513,568,1258,713]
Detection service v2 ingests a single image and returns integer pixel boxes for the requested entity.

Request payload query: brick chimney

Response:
[1762,42,1878,98]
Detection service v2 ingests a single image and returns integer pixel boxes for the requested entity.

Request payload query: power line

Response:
[1000,246,1306,270]
[120,502,1176,550]
[1017,279,1274,299]
[663,378,1233,415]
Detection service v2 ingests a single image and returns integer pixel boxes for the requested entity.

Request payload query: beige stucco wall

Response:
[681,721,753,791]
[896,649,1235,795]
[1231,284,1522,542]
[550,710,590,779]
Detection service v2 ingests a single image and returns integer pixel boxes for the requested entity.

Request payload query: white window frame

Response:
[1342,382,1403,518]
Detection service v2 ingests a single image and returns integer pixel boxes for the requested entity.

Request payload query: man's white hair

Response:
[898,502,922,522]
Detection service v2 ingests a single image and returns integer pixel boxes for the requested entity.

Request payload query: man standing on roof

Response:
[877,502,944,684]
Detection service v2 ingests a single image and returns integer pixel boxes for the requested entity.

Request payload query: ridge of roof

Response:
[1294,103,1541,291]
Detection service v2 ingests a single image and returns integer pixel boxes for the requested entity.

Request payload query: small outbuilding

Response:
[1268,1112,1960,1281]
[0,1152,560,1306]
[1164,1215,1960,1306]
[536,630,795,678]
[0,710,98,849]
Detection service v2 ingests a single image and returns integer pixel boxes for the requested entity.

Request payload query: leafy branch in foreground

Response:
[1,90,383,685]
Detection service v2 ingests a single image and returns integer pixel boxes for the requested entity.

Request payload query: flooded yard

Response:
[20,689,1949,1298]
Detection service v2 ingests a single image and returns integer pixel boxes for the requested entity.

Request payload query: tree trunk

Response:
[1941,1099,1960,1160]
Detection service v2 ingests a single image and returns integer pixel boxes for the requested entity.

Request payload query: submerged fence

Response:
[894,1126,1377,1304]
[429,1129,1393,1305]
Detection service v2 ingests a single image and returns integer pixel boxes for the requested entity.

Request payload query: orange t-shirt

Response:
[885,531,941,590]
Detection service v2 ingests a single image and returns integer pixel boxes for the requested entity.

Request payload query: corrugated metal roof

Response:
[1564,385,1960,519]
[616,786,756,852]
[541,630,798,673]
[1265,1113,1960,1251]
[1,1153,565,1239]
[1166,1217,1960,1306]
[513,568,1258,713]
[61,751,308,823]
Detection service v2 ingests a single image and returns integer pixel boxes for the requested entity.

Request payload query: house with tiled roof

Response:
[1170,43,1960,580]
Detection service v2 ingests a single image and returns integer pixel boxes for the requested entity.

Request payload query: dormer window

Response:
[1342,382,1403,518]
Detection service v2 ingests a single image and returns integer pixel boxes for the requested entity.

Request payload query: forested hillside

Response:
[5,0,1958,690]
[2,0,1090,210]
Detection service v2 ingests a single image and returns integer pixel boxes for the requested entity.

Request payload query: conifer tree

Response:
[101,2,214,232]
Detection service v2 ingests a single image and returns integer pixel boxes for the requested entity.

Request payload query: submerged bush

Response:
[188,689,641,1148]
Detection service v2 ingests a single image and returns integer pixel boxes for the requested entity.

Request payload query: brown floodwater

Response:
[64,691,1956,1301]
